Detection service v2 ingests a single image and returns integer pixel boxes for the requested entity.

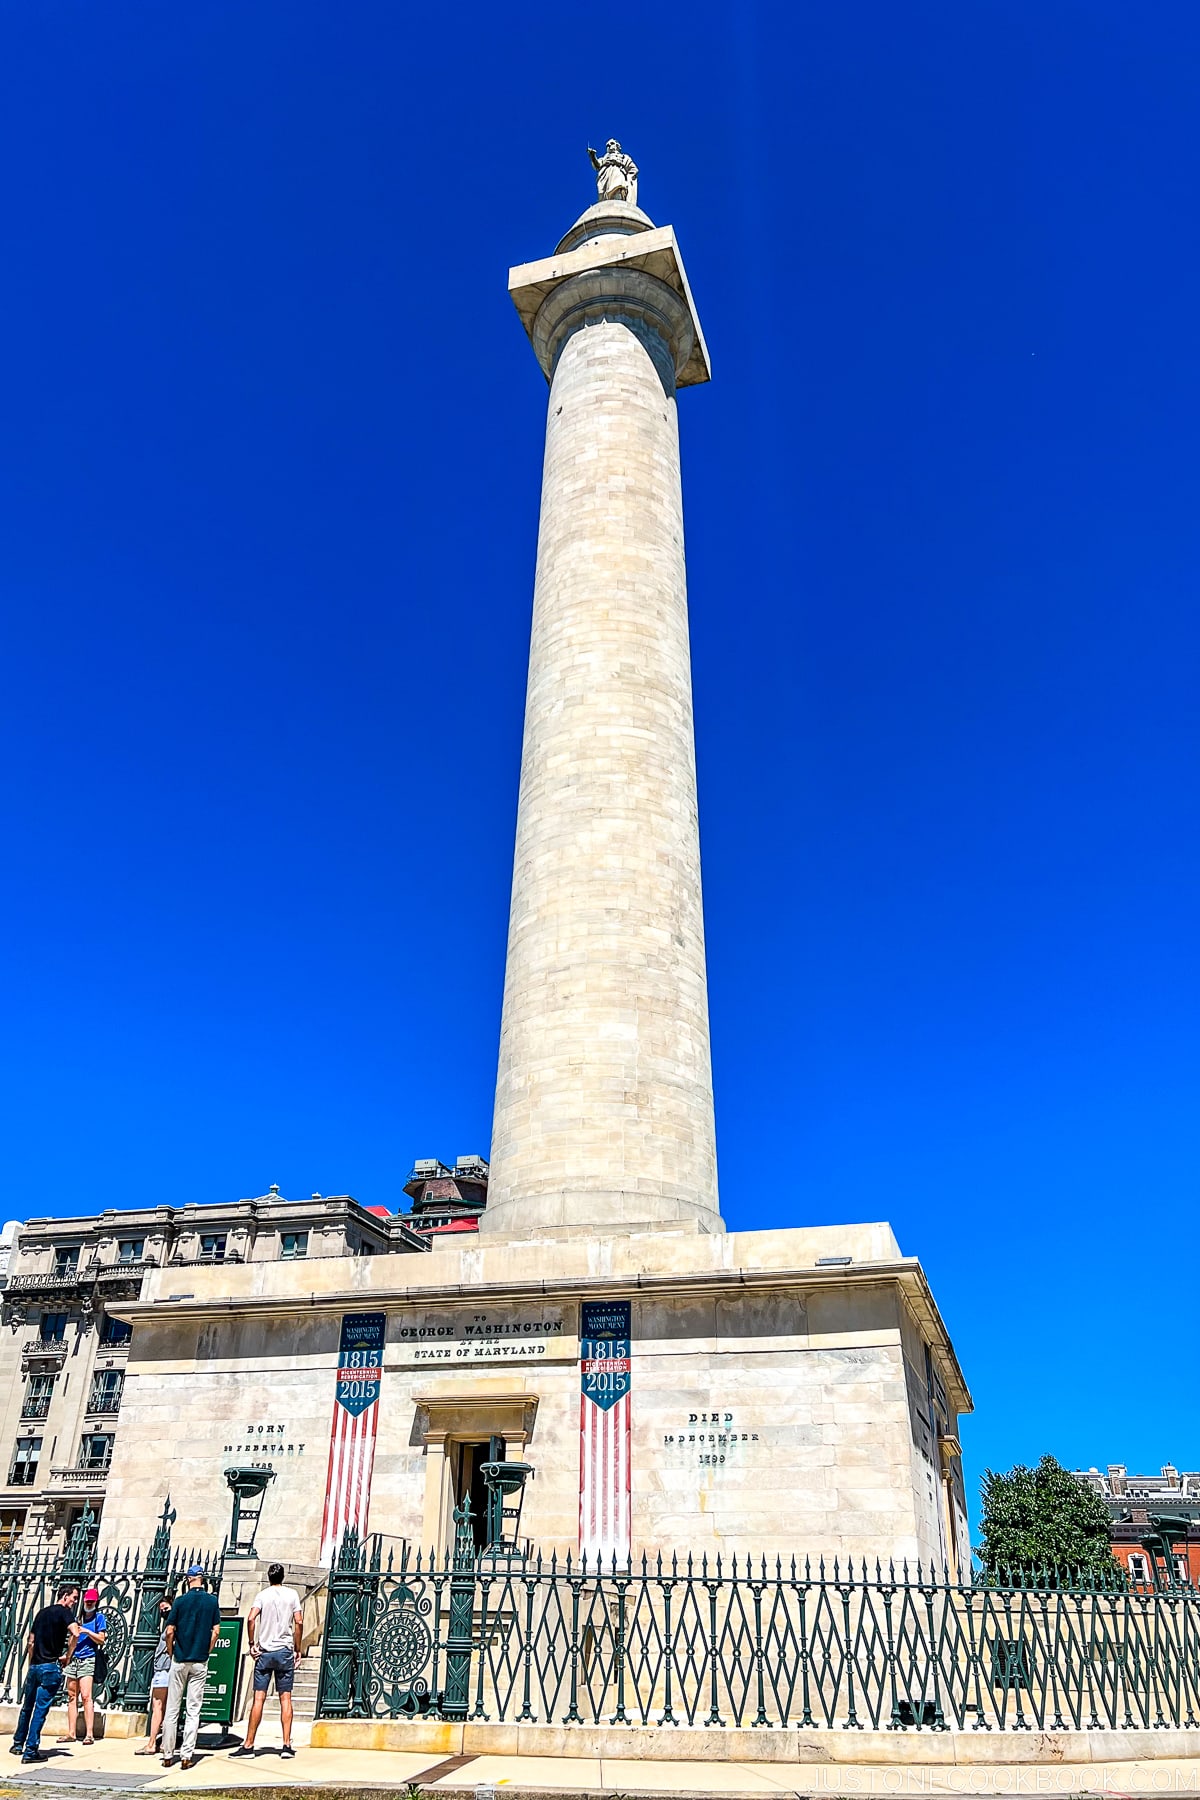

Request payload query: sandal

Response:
[134,1746,158,1756]
[55,1734,73,1743]
[83,1736,94,1747]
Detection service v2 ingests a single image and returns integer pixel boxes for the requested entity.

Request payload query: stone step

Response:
[287,1657,321,1717]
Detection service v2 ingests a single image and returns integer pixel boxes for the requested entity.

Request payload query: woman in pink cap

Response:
[60,1587,106,1746]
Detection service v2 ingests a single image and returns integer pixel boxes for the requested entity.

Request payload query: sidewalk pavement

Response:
[4,1717,1200,1797]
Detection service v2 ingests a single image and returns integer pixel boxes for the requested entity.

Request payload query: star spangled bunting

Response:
[579,1300,631,1562]
[319,1311,385,1563]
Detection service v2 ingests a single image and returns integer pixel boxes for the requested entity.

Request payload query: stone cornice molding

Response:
[107,1257,971,1413]
[509,222,710,389]
[413,1393,539,1447]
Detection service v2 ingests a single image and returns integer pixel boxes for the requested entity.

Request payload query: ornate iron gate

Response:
[316,1506,1200,1731]
[0,1502,225,1711]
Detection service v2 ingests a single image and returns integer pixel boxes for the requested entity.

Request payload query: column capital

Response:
[509,222,711,390]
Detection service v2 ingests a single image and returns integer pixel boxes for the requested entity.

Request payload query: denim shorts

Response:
[253,1648,294,1693]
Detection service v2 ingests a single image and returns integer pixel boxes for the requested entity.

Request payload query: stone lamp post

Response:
[223,1465,275,1558]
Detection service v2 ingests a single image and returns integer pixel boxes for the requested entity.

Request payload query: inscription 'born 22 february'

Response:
[394,1309,570,1364]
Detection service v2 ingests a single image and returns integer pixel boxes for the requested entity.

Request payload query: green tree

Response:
[978,1454,1121,1584]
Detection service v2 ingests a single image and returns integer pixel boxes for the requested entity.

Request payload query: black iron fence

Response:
[0,1504,224,1712]
[316,1508,1200,1732]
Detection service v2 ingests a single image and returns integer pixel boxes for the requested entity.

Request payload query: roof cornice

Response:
[109,1256,972,1415]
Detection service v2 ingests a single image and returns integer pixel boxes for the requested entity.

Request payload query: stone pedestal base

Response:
[311,1717,1200,1767]
[101,1219,969,1575]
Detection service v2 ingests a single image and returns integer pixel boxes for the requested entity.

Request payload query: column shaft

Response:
[485,311,720,1235]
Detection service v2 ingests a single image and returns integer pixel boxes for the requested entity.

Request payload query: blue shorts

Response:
[253,1648,294,1694]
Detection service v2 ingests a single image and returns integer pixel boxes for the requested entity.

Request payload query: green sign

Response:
[200,1616,244,1728]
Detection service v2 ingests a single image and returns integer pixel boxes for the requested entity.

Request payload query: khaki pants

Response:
[161,1658,207,1761]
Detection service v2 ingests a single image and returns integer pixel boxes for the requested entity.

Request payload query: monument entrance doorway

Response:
[450,1435,506,1552]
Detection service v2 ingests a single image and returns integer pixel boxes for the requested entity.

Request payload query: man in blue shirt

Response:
[160,1566,220,1769]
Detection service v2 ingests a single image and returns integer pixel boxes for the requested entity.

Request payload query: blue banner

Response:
[335,1311,385,1418]
[580,1300,631,1414]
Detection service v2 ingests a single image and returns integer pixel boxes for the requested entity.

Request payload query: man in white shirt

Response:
[229,1564,303,1759]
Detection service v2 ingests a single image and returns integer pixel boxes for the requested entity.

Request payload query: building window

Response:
[78,1433,114,1471]
[99,1315,133,1346]
[21,1375,54,1420]
[1128,1553,1150,1585]
[1175,1556,1190,1586]
[199,1234,227,1263]
[53,1247,80,1276]
[117,1239,144,1263]
[0,1508,27,1549]
[38,1312,67,1343]
[87,1371,124,1416]
[279,1231,308,1260]
[8,1438,42,1486]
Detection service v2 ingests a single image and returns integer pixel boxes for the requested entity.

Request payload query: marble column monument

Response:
[484,147,722,1237]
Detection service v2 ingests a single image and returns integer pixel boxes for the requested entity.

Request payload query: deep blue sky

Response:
[2,3,1196,1519]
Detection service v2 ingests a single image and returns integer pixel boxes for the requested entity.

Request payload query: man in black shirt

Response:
[10,1583,81,1763]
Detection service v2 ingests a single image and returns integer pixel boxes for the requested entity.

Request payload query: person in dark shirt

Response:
[160,1567,221,1769]
[10,1583,81,1763]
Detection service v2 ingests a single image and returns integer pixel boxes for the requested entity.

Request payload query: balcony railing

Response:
[85,1396,122,1418]
[6,1272,85,1294]
[6,1259,157,1296]
[90,1269,149,1294]
[19,1397,51,1421]
[21,1340,68,1367]
[48,1463,111,1486]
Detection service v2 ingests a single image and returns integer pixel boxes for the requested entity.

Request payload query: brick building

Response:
[1075,1463,1200,1586]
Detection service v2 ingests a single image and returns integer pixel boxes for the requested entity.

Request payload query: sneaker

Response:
[22,1751,47,1764]
[9,1744,24,1757]
[280,1745,295,1759]
[229,1745,256,1758]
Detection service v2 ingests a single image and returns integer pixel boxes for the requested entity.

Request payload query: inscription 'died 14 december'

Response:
[663,1412,760,1468]
[393,1309,570,1364]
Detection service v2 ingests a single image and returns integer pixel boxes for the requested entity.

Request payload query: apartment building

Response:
[1076,1462,1200,1586]
[0,1189,431,1549]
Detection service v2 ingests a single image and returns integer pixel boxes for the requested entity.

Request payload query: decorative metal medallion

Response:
[370,1599,432,1691]
[97,1597,131,1687]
